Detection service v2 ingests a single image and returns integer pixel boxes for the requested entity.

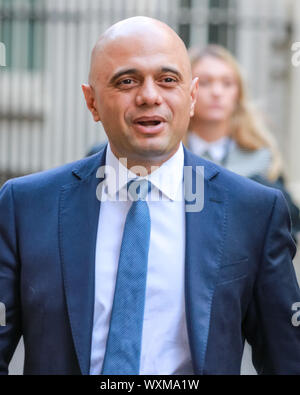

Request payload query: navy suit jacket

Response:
[0,146,299,375]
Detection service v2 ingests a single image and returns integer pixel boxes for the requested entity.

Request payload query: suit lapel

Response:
[184,149,228,374]
[59,145,227,375]
[59,148,106,375]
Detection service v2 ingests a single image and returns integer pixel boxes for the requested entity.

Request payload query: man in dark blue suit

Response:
[0,17,300,375]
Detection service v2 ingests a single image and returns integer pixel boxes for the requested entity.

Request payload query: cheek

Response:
[163,93,185,119]
[100,100,129,127]
[226,90,239,111]
[175,96,194,121]
[194,93,209,114]
[197,90,211,105]
[98,89,131,114]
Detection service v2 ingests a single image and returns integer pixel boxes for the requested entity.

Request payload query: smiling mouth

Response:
[136,120,162,127]
[132,118,166,135]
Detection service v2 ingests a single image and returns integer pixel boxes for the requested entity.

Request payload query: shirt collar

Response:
[188,132,232,162]
[104,143,184,201]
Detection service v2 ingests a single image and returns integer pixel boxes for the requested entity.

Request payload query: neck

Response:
[190,119,230,142]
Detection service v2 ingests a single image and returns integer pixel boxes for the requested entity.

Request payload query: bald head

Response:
[82,16,199,170]
[89,16,191,85]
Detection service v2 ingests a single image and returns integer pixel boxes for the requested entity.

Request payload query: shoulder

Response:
[184,147,278,204]
[86,142,106,157]
[230,143,271,159]
[2,148,106,197]
[227,144,272,178]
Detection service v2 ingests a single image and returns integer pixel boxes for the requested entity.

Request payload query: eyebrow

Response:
[109,69,138,85]
[161,67,183,80]
[109,66,183,85]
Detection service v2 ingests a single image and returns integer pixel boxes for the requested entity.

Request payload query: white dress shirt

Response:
[90,143,194,375]
[188,132,233,163]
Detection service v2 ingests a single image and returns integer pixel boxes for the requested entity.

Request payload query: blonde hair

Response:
[188,45,282,181]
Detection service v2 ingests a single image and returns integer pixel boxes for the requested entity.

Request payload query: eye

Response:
[116,78,138,89]
[222,79,236,88]
[163,77,176,83]
[118,78,134,85]
[159,76,178,86]
[198,79,210,87]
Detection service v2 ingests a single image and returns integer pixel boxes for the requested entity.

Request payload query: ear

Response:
[81,84,101,122]
[189,77,199,117]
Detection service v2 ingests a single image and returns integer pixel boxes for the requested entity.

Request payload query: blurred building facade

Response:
[0,0,299,201]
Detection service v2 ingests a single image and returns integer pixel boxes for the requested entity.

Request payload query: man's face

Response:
[83,31,198,166]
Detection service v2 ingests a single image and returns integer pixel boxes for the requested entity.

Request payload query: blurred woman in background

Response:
[187,44,300,241]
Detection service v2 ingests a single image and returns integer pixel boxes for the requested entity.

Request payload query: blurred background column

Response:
[288,0,300,206]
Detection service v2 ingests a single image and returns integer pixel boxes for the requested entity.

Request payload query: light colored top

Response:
[90,143,194,375]
[188,132,271,178]
[188,132,231,163]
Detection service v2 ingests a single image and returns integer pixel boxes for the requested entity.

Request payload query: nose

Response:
[136,78,163,106]
[211,81,224,97]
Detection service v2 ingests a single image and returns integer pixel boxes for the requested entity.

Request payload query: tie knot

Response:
[127,179,151,201]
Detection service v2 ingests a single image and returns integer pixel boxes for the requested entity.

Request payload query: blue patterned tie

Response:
[101,179,151,375]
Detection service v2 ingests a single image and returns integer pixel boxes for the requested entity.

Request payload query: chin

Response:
[205,113,227,122]
[133,140,176,160]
